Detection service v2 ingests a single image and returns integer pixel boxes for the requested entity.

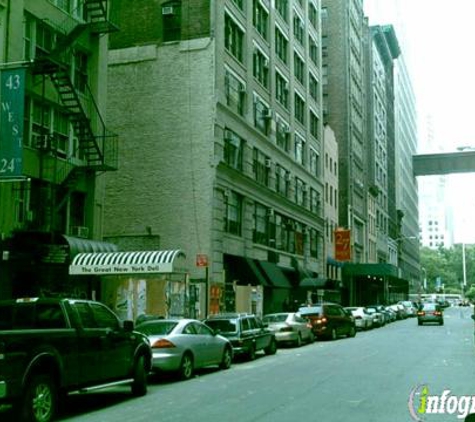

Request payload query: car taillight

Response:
[417,311,425,316]
[434,311,442,316]
[316,317,327,324]
[280,326,293,332]
[151,339,176,349]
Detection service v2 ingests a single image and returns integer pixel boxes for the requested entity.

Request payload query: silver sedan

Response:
[262,312,315,347]
[135,319,233,380]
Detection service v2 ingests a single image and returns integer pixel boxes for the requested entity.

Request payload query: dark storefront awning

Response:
[257,261,291,289]
[224,254,268,286]
[342,263,399,278]
[69,249,186,275]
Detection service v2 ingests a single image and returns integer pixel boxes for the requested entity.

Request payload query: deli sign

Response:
[334,229,351,261]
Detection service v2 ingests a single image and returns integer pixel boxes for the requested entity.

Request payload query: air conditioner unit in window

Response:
[265,158,272,168]
[162,6,174,15]
[71,226,89,239]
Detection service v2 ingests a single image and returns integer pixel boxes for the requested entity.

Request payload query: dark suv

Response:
[204,313,277,360]
[298,303,356,340]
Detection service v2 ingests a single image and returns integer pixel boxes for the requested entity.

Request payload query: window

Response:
[275,164,290,197]
[275,28,288,64]
[225,191,242,236]
[73,50,88,94]
[294,134,305,165]
[253,203,268,245]
[293,13,304,45]
[90,303,120,330]
[294,92,305,124]
[32,100,51,149]
[36,20,55,56]
[309,73,319,101]
[275,72,289,109]
[253,48,269,88]
[275,0,288,22]
[224,129,244,170]
[310,148,319,177]
[295,178,306,206]
[253,0,268,40]
[53,110,70,158]
[253,148,270,186]
[294,52,305,85]
[310,110,319,139]
[14,182,27,225]
[225,14,244,62]
[253,94,271,134]
[310,188,321,214]
[309,36,318,66]
[161,2,181,42]
[276,118,290,152]
[51,0,72,13]
[309,2,318,29]
[225,70,245,116]
[310,228,319,258]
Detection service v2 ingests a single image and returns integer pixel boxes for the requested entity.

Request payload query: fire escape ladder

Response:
[84,0,120,34]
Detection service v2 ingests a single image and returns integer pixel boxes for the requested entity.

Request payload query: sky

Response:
[365,0,475,244]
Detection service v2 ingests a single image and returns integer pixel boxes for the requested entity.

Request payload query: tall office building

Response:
[0,0,118,299]
[104,0,327,316]
[321,0,368,263]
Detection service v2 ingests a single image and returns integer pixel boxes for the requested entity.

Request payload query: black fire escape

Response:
[30,0,119,231]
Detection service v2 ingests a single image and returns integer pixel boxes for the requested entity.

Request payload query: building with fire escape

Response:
[0,0,118,299]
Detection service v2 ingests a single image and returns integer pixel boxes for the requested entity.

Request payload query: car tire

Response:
[348,326,356,338]
[440,320,444,326]
[247,344,257,361]
[329,328,337,341]
[131,355,148,397]
[295,333,302,347]
[264,338,277,355]
[219,346,232,370]
[179,353,194,380]
[418,321,422,326]
[20,374,58,422]
[308,332,315,344]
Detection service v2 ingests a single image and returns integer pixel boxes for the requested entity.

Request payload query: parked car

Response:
[262,312,314,346]
[389,303,407,320]
[298,303,356,340]
[345,307,373,330]
[417,303,444,326]
[365,306,385,327]
[0,298,152,422]
[398,300,417,317]
[204,313,277,360]
[135,319,233,380]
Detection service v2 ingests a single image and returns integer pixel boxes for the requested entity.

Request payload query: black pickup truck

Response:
[0,298,152,422]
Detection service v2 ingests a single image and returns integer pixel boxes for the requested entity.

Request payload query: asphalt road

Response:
[44,306,475,422]
[3,306,474,422]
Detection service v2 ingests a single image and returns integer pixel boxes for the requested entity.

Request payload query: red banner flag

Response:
[334,229,351,261]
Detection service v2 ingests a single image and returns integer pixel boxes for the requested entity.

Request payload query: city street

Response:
[39,306,475,422]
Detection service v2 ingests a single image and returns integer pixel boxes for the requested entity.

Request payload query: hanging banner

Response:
[0,68,25,179]
[335,229,351,261]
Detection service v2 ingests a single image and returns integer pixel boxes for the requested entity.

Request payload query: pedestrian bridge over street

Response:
[413,150,475,176]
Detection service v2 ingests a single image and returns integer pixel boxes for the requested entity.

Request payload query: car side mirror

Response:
[123,320,134,332]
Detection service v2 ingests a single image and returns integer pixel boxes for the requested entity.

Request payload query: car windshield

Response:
[205,319,238,333]
[263,314,289,323]
[135,321,178,336]
[298,306,322,316]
